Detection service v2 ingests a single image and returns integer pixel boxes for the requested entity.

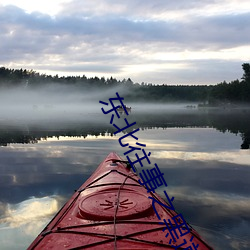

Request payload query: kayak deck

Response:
[28,152,213,249]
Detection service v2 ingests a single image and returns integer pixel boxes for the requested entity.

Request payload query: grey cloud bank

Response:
[0,0,250,84]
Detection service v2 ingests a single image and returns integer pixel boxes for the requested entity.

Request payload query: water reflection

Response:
[0,108,250,249]
[154,150,250,166]
[0,196,62,250]
[0,196,59,228]
[0,108,250,149]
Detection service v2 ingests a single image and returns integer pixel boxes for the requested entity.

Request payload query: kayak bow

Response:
[28,152,213,249]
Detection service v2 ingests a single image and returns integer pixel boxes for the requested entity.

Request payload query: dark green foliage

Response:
[0,63,250,104]
[242,63,250,82]
[209,63,250,104]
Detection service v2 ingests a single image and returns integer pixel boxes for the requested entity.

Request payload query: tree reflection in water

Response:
[0,109,249,149]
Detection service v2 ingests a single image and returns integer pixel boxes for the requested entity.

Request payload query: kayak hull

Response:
[28,152,213,249]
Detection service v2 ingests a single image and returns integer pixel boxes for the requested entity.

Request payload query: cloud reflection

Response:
[157,186,250,249]
[165,186,250,216]
[153,150,250,166]
[0,196,59,229]
[0,126,249,249]
[0,196,62,249]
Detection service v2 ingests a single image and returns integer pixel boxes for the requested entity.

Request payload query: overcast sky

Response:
[0,0,250,85]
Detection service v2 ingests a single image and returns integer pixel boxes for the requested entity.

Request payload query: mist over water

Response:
[0,85,100,121]
[0,84,250,149]
[0,84,250,249]
[0,84,198,125]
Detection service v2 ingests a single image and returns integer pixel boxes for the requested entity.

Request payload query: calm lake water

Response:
[0,104,250,249]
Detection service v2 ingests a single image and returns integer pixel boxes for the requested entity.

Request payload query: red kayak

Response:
[28,152,213,249]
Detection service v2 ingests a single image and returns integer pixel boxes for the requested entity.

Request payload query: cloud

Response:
[0,1,250,84]
[3,5,248,49]
[58,0,241,19]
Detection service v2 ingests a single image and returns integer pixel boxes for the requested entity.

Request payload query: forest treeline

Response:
[0,63,250,104]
